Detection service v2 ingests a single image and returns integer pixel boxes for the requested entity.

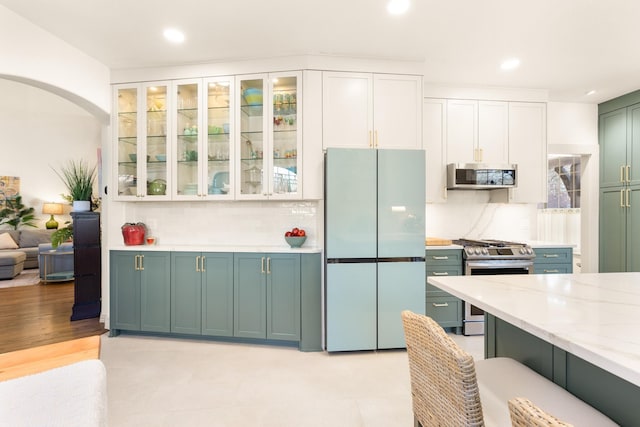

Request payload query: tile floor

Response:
[100,332,484,427]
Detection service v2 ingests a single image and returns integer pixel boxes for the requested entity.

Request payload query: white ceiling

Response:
[2,0,640,104]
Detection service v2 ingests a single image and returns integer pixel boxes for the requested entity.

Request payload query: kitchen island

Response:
[428,272,640,426]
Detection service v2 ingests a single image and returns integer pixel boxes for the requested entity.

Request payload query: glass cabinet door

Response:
[115,85,139,198]
[143,83,170,199]
[238,76,267,198]
[204,77,234,199]
[174,80,201,198]
[270,73,301,198]
[236,72,301,200]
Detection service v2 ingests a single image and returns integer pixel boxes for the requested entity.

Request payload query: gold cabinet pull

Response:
[139,254,144,271]
[621,189,626,208]
[201,256,206,272]
[196,256,201,272]
[432,256,449,260]
[544,269,560,273]
[432,272,449,276]
[374,130,379,148]
[621,165,625,183]
[627,165,631,183]
[369,130,373,148]
[267,257,271,274]
[261,257,265,274]
[543,254,559,258]
[627,189,631,208]
[134,255,139,271]
[432,302,449,307]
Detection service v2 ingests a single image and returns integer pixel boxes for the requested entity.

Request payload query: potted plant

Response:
[52,159,97,211]
[51,222,73,249]
[0,195,37,229]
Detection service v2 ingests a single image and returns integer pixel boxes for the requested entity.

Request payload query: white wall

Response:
[0,5,110,120]
[0,79,102,228]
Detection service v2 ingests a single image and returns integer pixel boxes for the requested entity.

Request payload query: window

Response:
[546,155,580,208]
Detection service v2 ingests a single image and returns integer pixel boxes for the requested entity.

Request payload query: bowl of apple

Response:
[284,227,307,248]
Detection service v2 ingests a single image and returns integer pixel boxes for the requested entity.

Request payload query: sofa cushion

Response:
[0,232,19,249]
[18,229,54,248]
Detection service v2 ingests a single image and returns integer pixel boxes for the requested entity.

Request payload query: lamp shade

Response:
[42,203,63,215]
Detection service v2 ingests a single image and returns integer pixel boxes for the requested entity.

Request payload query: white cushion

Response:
[0,232,18,250]
[0,359,107,427]
[475,357,618,426]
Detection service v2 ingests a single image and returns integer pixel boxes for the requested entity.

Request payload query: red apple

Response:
[285,231,292,237]
[298,229,306,237]
[291,227,299,235]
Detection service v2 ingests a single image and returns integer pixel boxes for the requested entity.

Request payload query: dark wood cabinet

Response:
[71,212,101,320]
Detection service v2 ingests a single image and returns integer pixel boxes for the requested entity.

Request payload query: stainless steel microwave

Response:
[447,163,517,189]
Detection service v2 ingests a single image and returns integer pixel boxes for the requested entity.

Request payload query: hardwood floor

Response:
[0,279,108,354]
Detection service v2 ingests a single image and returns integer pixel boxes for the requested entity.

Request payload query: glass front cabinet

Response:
[236,72,302,200]
[173,77,234,200]
[113,71,302,201]
[114,82,171,200]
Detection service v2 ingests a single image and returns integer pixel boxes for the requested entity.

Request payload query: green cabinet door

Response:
[140,251,171,333]
[234,253,267,338]
[171,252,202,334]
[202,252,234,337]
[110,251,141,331]
[627,187,640,272]
[600,188,627,272]
[600,108,628,188]
[267,254,300,341]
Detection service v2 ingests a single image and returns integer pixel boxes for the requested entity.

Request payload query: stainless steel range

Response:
[453,238,535,335]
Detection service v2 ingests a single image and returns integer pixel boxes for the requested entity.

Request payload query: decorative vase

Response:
[72,200,91,212]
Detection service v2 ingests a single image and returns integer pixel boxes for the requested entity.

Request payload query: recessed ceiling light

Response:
[163,28,185,44]
[585,90,596,96]
[500,58,521,71]
[387,0,410,15]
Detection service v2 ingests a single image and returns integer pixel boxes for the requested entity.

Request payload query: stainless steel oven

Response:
[453,239,535,335]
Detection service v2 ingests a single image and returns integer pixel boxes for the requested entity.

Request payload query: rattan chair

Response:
[401,310,484,427]
[508,397,574,427]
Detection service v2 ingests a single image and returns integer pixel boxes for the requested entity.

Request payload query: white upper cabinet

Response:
[236,72,302,200]
[113,82,172,201]
[508,102,547,203]
[423,98,447,203]
[323,72,422,150]
[446,99,508,164]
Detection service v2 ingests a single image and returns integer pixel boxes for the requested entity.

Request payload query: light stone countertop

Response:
[427,272,640,387]
[110,245,322,254]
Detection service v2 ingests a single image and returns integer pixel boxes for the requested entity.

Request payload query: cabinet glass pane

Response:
[176,83,199,196]
[272,76,298,195]
[146,85,168,196]
[239,78,264,196]
[117,88,138,196]
[207,80,231,196]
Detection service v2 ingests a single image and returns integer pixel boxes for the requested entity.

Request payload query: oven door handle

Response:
[465,260,534,270]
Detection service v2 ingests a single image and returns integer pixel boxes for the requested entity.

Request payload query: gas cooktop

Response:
[452,238,535,260]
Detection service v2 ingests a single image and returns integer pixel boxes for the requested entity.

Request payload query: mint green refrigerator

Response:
[325,148,426,352]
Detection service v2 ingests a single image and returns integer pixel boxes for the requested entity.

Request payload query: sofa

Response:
[0,229,56,269]
[0,335,107,426]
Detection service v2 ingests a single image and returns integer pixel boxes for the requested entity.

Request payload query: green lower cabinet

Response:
[533,247,573,274]
[234,253,300,342]
[425,249,463,332]
[171,252,234,336]
[202,253,234,337]
[110,250,171,333]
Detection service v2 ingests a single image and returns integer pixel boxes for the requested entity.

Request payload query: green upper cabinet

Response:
[234,253,300,341]
[599,97,640,273]
[110,250,171,333]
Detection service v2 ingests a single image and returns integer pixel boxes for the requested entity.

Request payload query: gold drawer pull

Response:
[543,254,559,258]
[544,269,560,273]
[432,303,449,307]
[432,256,449,260]
[432,272,449,276]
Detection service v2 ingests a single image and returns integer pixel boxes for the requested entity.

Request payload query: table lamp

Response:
[42,203,63,229]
